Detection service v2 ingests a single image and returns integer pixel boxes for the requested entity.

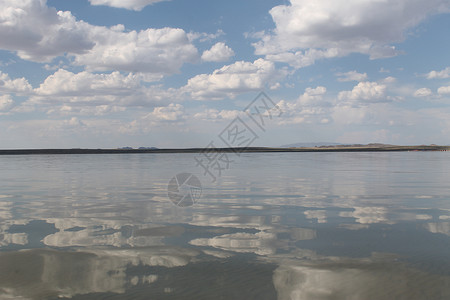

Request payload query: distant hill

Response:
[279,142,400,148]
[118,147,159,150]
[280,142,343,148]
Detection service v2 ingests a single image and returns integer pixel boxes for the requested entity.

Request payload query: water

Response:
[0,152,449,299]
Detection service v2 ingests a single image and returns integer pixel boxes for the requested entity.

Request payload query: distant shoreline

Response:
[0,145,449,155]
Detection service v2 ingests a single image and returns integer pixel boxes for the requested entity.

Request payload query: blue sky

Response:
[1,0,450,148]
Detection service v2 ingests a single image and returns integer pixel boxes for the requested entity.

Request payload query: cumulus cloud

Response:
[336,71,368,82]
[184,59,282,100]
[338,82,388,104]
[146,103,185,122]
[414,88,432,97]
[276,86,330,125]
[263,48,340,69]
[327,82,395,126]
[297,86,328,107]
[118,103,186,134]
[0,72,32,94]
[0,95,14,111]
[426,67,450,79]
[438,86,450,94]
[0,1,198,74]
[24,69,175,115]
[88,0,168,11]
[0,72,30,114]
[47,105,126,116]
[201,42,235,62]
[35,69,142,97]
[193,109,245,121]
[75,26,198,74]
[254,0,450,68]
[0,1,94,62]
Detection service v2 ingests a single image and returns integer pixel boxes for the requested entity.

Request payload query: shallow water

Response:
[0,152,449,299]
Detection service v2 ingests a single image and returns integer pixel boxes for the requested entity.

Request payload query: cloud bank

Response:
[253,0,450,68]
[0,1,197,75]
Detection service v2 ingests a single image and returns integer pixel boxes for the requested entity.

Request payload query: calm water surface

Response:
[0,152,449,299]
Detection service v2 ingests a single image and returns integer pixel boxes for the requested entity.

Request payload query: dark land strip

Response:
[1,145,449,155]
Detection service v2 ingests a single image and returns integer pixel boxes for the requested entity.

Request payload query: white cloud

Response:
[47,105,126,116]
[201,42,235,62]
[184,59,282,100]
[297,86,328,107]
[0,95,14,111]
[0,72,32,94]
[414,87,432,97]
[0,71,29,114]
[381,76,397,84]
[338,82,387,104]
[117,103,186,134]
[254,0,450,68]
[35,69,142,97]
[438,86,450,94]
[270,82,281,90]
[426,67,450,79]
[193,109,245,121]
[336,71,368,82]
[145,103,185,122]
[331,103,450,134]
[24,69,175,115]
[88,0,168,11]
[0,1,94,62]
[187,30,225,43]
[276,86,330,125]
[328,82,397,126]
[75,27,198,74]
[264,48,340,69]
[0,1,198,74]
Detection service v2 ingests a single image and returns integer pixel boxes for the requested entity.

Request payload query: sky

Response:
[1,0,450,149]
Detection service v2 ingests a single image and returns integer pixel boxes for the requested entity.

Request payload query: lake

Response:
[0,152,449,299]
